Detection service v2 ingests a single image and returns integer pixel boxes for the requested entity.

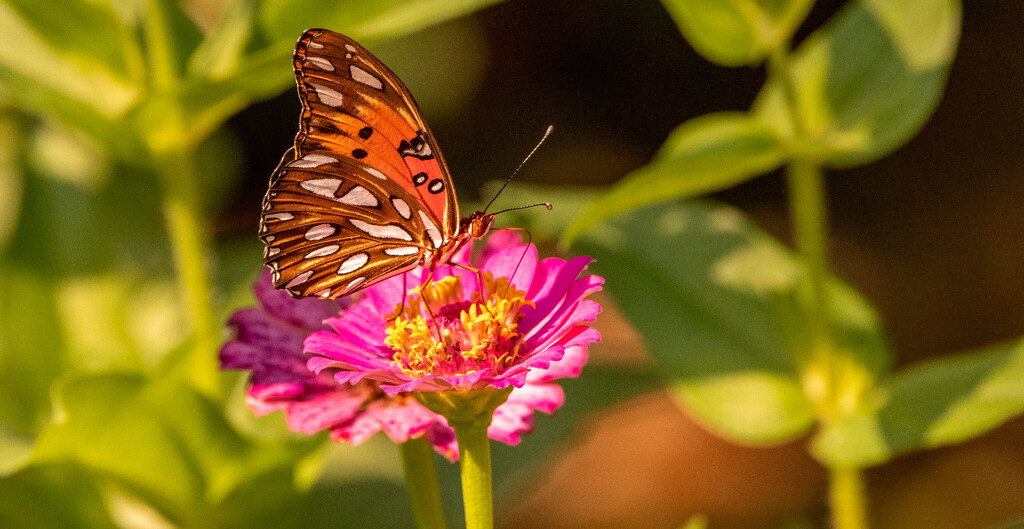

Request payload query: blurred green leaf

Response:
[0,0,143,83]
[0,108,25,255]
[564,112,786,245]
[0,268,65,439]
[662,0,814,66]
[31,373,322,524]
[0,464,117,529]
[257,0,505,49]
[144,0,204,88]
[33,374,205,509]
[188,0,256,80]
[754,0,961,167]
[573,200,890,443]
[813,339,1024,466]
[0,3,141,129]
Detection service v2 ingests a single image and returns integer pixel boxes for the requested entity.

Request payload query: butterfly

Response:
[259,28,498,299]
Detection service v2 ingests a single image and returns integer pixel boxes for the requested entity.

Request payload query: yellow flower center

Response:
[384,273,533,379]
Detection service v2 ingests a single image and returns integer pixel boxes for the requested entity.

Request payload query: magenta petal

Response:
[253,269,339,328]
[482,243,538,292]
[528,345,589,383]
[221,271,459,459]
[284,388,368,434]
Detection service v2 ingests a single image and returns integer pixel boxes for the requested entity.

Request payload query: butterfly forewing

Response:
[261,29,463,298]
[294,29,459,232]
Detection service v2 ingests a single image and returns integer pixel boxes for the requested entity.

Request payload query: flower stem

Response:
[772,44,871,529]
[786,157,831,357]
[830,466,867,529]
[156,147,220,396]
[400,438,448,529]
[452,421,494,529]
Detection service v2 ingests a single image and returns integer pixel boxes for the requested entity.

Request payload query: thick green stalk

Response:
[830,466,867,529]
[156,147,220,395]
[773,46,869,529]
[785,158,830,357]
[144,0,219,394]
[400,438,448,529]
[452,422,494,529]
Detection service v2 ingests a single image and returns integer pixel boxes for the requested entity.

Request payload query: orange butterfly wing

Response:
[260,29,460,298]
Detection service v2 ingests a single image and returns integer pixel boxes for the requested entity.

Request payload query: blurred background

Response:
[2,0,1023,528]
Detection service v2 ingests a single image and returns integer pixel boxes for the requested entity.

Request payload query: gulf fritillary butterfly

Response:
[260,28,498,299]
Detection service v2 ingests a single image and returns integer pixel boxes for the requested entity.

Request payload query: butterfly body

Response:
[260,29,494,299]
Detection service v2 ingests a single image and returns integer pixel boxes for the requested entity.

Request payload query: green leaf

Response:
[0,0,142,83]
[0,464,117,529]
[0,268,65,453]
[573,200,890,443]
[31,373,322,522]
[257,0,505,50]
[33,375,204,508]
[187,0,256,80]
[662,0,814,66]
[813,339,1024,466]
[754,0,961,167]
[563,112,786,245]
[0,2,142,122]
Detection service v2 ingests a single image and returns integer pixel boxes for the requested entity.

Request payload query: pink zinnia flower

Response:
[220,270,458,458]
[304,235,603,443]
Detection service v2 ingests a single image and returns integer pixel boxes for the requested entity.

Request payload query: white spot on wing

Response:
[289,153,336,168]
[350,219,413,241]
[263,235,275,243]
[337,253,370,274]
[304,224,335,241]
[391,197,412,219]
[385,246,419,256]
[364,166,387,180]
[305,244,340,258]
[419,211,442,248]
[309,83,343,107]
[342,277,366,294]
[264,212,294,221]
[344,44,356,52]
[265,246,280,257]
[285,270,313,288]
[314,289,331,298]
[307,41,324,49]
[349,65,383,90]
[337,185,378,207]
[305,56,334,71]
[300,178,342,198]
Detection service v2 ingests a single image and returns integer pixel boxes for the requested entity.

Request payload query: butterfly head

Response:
[463,211,496,239]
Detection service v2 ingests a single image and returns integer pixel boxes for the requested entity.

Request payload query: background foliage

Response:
[2,0,1023,528]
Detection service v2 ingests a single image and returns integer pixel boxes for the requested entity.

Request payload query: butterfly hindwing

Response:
[262,148,447,298]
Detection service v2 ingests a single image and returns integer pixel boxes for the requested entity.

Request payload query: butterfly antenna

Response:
[483,125,554,213]
[490,202,553,216]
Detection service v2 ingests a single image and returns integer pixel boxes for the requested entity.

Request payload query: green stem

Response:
[145,0,179,90]
[400,438,448,529]
[452,422,494,529]
[156,147,219,396]
[830,466,867,529]
[785,158,830,357]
